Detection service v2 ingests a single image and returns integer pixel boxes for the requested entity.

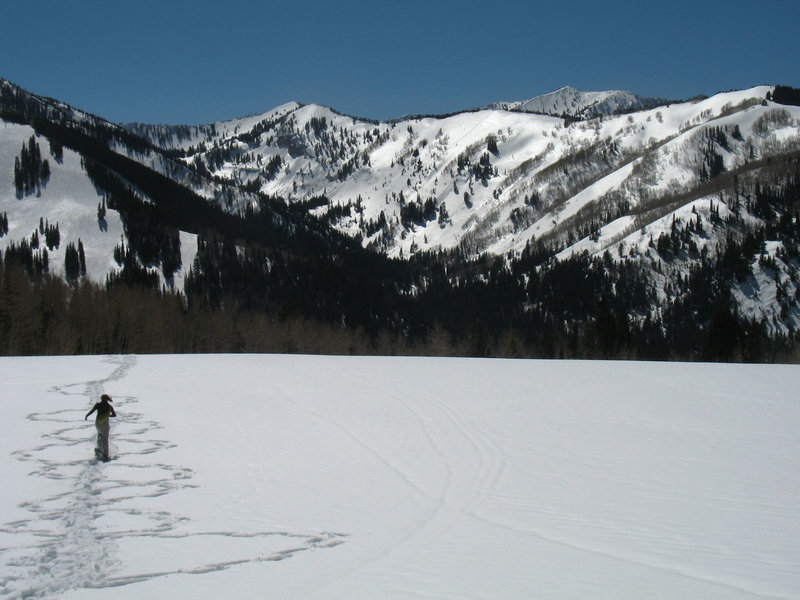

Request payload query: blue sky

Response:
[1,0,798,124]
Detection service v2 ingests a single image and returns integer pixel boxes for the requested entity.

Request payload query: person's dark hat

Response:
[101,394,112,402]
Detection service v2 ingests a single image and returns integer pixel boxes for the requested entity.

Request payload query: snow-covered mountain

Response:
[483,85,662,117]
[120,85,800,332]
[3,79,800,354]
[125,85,794,263]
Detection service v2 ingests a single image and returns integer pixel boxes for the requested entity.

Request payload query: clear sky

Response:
[1,0,798,125]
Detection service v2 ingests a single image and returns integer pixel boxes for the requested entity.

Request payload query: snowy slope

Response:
[1,354,798,599]
[0,122,124,280]
[485,86,658,117]
[144,85,795,264]
[124,102,301,153]
[0,122,197,289]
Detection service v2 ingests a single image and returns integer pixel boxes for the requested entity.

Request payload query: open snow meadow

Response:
[1,354,798,599]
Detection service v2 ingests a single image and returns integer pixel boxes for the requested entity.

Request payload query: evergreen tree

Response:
[771,85,800,107]
[438,203,450,227]
[78,240,87,277]
[64,243,80,281]
[13,136,47,193]
[44,222,60,250]
[50,138,63,162]
[13,157,22,192]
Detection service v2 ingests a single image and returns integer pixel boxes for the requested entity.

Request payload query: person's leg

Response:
[96,421,110,460]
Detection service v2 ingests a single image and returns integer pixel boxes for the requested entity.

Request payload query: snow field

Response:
[1,354,799,599]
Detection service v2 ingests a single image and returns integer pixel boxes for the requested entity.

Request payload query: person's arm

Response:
[109,405,117,418]
[85,405,97,420]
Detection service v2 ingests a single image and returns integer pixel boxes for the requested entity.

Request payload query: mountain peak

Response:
[486,86,659,117]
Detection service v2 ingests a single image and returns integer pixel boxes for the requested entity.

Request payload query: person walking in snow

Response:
[85,394,116,461]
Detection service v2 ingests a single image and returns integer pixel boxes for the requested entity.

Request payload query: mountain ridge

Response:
[482,85,668,117]
[119,85,666,130]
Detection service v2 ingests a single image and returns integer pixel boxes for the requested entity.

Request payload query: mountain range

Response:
[1,79,799,360]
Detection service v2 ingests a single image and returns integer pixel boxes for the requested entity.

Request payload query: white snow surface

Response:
[1,354,798,599]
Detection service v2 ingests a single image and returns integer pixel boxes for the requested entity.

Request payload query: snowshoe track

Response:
[0,355,346,598]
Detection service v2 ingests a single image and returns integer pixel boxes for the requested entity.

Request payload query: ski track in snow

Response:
[284,363,794,600]
[282,367,510,595]
[405,391,791,600]
[0,355,346,599]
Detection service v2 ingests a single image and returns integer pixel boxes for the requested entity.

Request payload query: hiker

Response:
[85,394,116,461]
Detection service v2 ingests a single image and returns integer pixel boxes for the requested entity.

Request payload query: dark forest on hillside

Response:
[4,169,799,362]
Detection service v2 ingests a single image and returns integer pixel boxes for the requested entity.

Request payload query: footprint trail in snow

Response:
[0,355,346,599]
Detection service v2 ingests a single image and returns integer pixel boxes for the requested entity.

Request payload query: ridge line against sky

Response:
[1,0,798,126]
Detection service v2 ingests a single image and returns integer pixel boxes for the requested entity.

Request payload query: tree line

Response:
[13,135,49,194]
[3,229,794,361]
